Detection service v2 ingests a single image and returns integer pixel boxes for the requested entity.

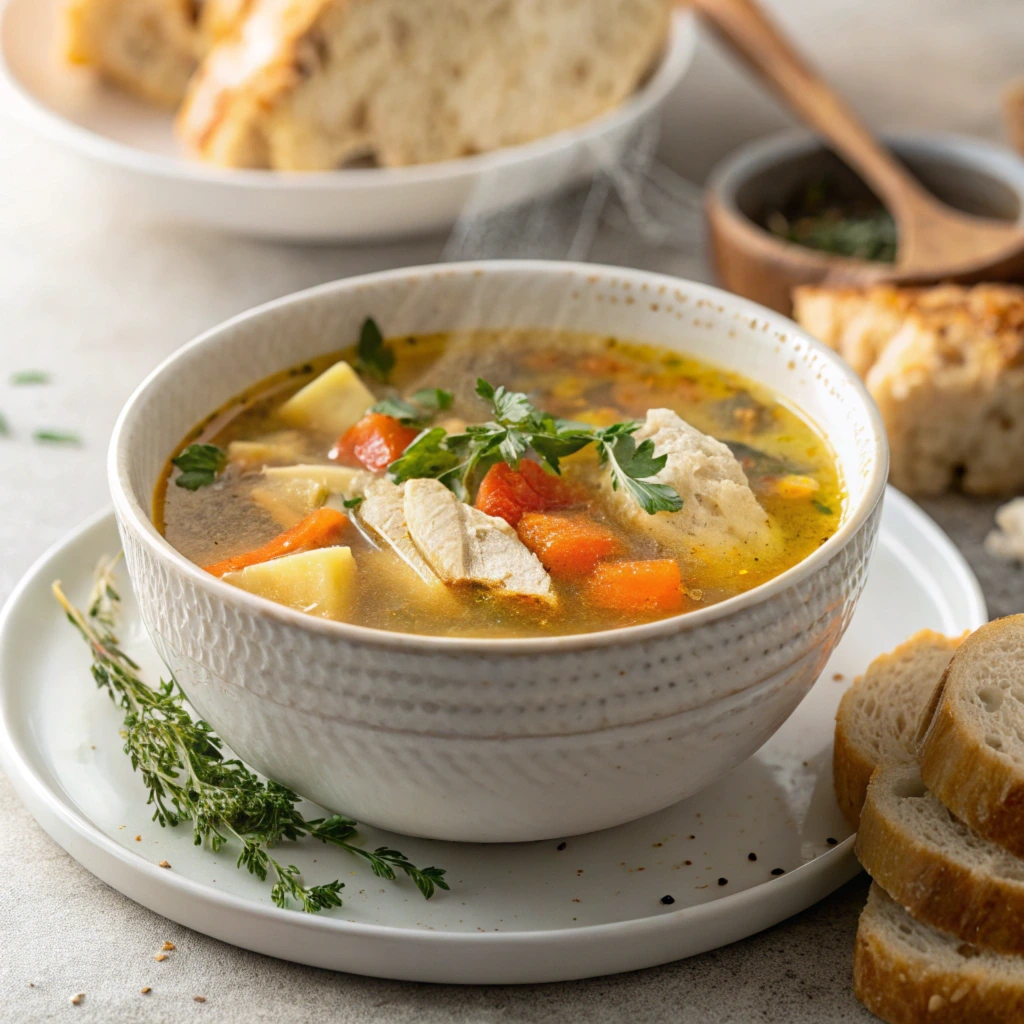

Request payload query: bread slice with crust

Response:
[793,283,1024,496]
[918,614,1024,859]
[177,0,673,169]
[854,882,1024,1024]
[857,762,1024,955]
[833,630,963,828]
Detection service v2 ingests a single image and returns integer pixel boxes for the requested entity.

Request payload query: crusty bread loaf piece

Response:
[64,0,201,106]
[64,0,252,106]
[833,630,962,828]
[793,283,1024,496]
[857,762,1024,955]
[177,0,673,170]
[918,614,1024,859]
[854,882,1024,1024]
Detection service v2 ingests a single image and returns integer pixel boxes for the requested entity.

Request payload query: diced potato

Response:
[227,431,306,471]
[223,546,356,620]
[250,477,328,528]
[262,464,369,494]
[278,361,374,435]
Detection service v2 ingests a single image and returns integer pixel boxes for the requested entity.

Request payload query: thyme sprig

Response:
[53,558,448,911]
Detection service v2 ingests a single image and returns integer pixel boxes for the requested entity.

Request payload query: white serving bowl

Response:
[109,261,887,843]
[0,0,695,242]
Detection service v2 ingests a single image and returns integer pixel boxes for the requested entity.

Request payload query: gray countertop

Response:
[2,2,1024,1020]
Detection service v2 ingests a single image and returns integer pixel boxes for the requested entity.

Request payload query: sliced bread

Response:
[176,0,673,169]
[918,614,1024,858]
[792,283,1024,496]
[833,630,963,827]
[855,882,1024,1024]
[857,762,1024,955]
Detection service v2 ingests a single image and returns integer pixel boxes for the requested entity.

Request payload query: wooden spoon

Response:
[691,0,1024,278]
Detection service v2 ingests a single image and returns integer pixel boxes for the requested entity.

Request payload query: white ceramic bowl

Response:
[0,0,695,242]
[109,261,888,842]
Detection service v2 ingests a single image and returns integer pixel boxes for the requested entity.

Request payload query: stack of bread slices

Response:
[835,616,1024,1023]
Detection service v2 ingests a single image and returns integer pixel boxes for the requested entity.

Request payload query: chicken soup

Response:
[155,323,843,637]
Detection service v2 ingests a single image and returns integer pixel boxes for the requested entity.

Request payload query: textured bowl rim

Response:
[705,128,1024,270]
[0,2,694,191]
[108,260,889,654]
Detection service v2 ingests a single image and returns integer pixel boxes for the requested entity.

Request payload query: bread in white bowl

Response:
[918,614,1024,859]
[833,629,963,827]
[854,882,1024,1024]
[176,0,674,169]
[63,0,253,106]
[857,762,1024,955]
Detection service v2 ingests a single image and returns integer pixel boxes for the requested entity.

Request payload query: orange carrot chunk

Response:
[330,413,420,472]
[517,512,622,577]
[475,461,577,527]
[204,507,349,578]
[584,559,684,614]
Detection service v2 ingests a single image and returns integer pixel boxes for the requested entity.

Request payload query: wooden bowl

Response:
[705,131,1024,313]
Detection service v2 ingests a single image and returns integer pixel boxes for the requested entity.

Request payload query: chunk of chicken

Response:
[605,409,777,559]
[403,478,555,602]
[358,479,441,587]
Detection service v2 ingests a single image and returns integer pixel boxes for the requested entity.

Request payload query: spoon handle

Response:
[691,0,932,211]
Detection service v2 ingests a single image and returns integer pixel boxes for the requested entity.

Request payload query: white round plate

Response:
[0,0,696,242]
[0,493,985,984]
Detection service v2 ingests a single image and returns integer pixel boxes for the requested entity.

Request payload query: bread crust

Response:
[832,724,876,829]
[833,629,962,827]
[855,912,1024,1024]
[918,616,1024,859]
[857,766,1024,954]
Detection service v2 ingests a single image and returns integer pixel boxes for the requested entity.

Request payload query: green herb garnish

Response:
[172,443,227,490]
[763,176,897,263]
[53,560,448,912]
[342,496,364,509]
[11,370,49,385]
[813,499,834,516]
[389,379,682,515]
[355,317,395,382]
[33,429,80,445]
[371,388,453,427]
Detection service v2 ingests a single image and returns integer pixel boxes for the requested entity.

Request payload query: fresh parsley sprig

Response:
[355,317,395,382]
[172,443,227,491]
[388,378,683,515]
[371,388,453,427]
[53,559,448,912]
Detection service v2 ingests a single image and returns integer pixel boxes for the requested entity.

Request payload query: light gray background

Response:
[2,2,1024,1020]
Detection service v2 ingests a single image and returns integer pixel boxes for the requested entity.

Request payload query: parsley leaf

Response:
[388,378,683,515]
[356,317,394,382]
[371,388,454,427]
[342,496,364,509]
[388,427,464,494]
[597,431,683,514]
[172,443,227,490]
